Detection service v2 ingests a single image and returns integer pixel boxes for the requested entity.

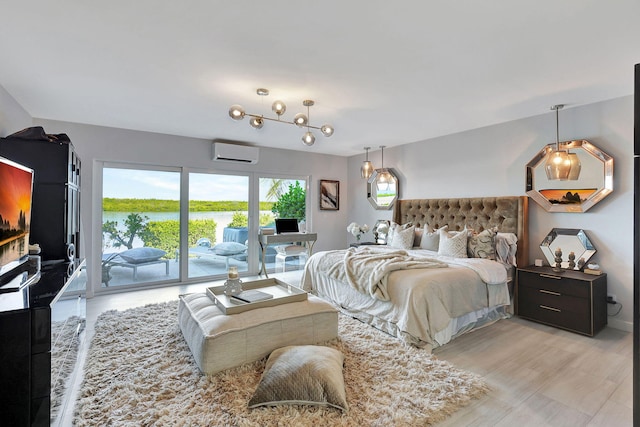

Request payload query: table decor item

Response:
[347,222,369,242]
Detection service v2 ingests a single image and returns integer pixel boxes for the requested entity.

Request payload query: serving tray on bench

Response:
[206,278,307,315]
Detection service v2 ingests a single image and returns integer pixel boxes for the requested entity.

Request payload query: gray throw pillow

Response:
[248,345,348,412]
[211,242,247,256]
[118,247,166,264]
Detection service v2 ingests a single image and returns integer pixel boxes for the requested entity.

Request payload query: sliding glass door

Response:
[100,163,309,290]
[101,166,180,288]
[187,172,249,280]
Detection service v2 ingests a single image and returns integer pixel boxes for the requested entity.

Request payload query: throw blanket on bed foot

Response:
[319,247,448,301]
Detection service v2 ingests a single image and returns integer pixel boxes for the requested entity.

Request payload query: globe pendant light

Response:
[545,105,572,180]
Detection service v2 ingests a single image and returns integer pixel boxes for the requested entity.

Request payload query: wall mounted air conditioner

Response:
[212,142,259,164]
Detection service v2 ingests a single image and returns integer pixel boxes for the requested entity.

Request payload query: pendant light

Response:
[377,145,394,187]
[361,147,374,179]
[544,104,572,180]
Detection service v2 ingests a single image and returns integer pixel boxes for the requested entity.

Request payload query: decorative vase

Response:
[553,247,563,272]
[568,251,576,270]
[224,278,243,296]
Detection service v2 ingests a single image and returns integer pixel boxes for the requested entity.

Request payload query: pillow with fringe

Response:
[248,345,348,412]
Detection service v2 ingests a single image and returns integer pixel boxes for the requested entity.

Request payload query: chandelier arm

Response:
[245,113,323,130]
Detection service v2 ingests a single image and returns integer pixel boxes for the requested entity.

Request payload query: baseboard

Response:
[607,317,633,333]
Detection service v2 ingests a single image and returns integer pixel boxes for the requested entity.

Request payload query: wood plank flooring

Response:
[61,271,632,426]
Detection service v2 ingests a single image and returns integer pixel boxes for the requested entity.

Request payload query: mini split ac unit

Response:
[212,142,259,164]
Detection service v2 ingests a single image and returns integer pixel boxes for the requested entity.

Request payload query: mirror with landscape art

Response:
[526,140,613,213]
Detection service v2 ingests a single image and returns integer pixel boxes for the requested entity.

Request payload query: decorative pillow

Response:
[387,222,411,247]
[211,241,247,256]
[419,226,440,251]
[495,232,518,266]
[438,227,468,258]
[467,227,497,259]
[118,247,166,264]
[248,345,348,412]
[389,225,415,249]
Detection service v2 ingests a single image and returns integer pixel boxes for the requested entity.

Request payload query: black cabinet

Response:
[517,265,607,336]
[0,260,86,426]
[0,134,81,261]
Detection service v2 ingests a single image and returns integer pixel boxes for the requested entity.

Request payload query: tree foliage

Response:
[142,219,217,255]
[271,181,306,221]
[102,213,150,249]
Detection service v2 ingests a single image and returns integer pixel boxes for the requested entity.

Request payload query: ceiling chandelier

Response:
[228,88,334,146]
[544,104,580,181]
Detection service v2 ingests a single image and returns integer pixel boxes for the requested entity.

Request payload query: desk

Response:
[259,232,317,277]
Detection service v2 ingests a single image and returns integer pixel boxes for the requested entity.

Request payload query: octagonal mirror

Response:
[540,228,596,270]
[367,168,399,210]
[526,140,613,212]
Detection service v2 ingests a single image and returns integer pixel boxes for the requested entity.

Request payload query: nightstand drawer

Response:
[518,270,589,298]
[519,286,589,316]
[518,298,591,334]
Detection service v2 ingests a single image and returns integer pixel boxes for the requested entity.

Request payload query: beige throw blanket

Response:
[318,247,448,301]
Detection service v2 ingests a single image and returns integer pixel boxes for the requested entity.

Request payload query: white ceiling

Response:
[1,1,638,157]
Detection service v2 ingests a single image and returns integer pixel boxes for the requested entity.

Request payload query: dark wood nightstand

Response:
[516,265,607,336]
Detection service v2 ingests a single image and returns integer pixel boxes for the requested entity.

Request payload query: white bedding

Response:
[301,246,511,351]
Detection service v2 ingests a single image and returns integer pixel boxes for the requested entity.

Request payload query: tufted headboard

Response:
[393,196,529,267]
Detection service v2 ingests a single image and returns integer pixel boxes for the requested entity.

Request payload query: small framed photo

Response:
[319,179,339,210]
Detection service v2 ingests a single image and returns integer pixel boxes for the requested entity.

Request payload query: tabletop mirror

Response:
[540,228,596,270]
[367,168,399,210]
[526,140,613,213]
[372,220,391,244]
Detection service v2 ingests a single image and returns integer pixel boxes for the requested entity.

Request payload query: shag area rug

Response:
[74,300,488,426]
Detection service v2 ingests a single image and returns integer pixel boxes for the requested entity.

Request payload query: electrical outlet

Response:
[607,294,617,304]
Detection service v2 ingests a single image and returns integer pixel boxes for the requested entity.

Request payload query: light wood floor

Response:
[62,271,632,426]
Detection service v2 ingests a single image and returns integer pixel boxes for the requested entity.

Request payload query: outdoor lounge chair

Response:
[102,247,169,285]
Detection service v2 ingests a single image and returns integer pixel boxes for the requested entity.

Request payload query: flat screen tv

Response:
[0,155,34,287]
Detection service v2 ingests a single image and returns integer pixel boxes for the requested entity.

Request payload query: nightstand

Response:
[516,266,607,336]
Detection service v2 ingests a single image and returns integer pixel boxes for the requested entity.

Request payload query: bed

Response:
[301,196,529,351]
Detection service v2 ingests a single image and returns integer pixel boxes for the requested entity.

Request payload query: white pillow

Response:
[438,227,468,258]
[387,222,411,247]
[390,225,415,249]
[419,226,440,251]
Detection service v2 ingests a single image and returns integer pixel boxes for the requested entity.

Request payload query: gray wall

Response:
[346,95,633,331]
[0,85,31,136]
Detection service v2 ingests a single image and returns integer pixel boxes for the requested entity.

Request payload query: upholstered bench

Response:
[178,292,338,374]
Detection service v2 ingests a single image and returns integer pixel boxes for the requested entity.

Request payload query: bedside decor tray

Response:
[206,278,307,314]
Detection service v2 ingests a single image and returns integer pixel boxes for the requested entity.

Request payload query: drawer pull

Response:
[540,305,561,312]
[539,289,561,296]
[539,274,562,280]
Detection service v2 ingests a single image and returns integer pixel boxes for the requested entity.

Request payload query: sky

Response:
[102,168,300,201]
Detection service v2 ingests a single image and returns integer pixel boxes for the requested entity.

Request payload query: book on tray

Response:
[231,290,274,303]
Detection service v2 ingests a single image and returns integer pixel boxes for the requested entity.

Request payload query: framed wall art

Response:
[319,179,339,210]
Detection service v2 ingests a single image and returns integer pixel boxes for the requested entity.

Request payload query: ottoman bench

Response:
[178,292,338,374]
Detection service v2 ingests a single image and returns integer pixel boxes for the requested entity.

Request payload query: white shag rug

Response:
[74,300,488,426]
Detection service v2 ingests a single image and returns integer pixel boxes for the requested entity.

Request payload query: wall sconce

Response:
[229,88,334,147]
[544,104,580,181]
[361,146,374,179]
